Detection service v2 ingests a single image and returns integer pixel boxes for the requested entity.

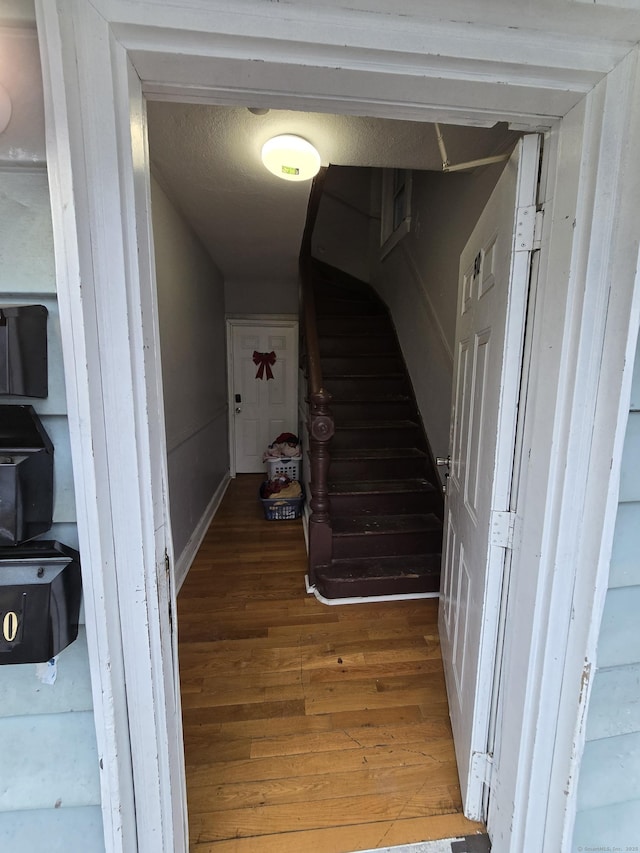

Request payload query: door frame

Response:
[34,2,640,850]
[226,316,299,477]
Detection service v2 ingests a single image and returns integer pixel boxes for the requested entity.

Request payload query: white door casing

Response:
[228,320,298,474]
[439,135,541,819]
[35,3,187,850]
[34,2,640,851]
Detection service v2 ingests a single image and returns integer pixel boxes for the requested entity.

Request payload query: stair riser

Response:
[314,298,385,316]
[325,376,411,399]
[332,427,424,450]
[331,401,416,422]
[317,315,392,335]
[313,280,373,301]
[322,356,404,375]
[329,457,429,480]
[330,491,441,516]
[319,336,397,356]
[332,529,442,559]
[316,573,440,599]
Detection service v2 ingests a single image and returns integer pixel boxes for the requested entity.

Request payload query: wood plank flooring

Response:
[178,475,484,852]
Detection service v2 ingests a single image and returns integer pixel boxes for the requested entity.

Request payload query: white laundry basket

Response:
[266,457,301,480]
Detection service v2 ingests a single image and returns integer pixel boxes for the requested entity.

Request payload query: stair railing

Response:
[300,168,334,583]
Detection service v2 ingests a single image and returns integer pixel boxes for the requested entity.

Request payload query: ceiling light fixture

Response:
[261,134,321,182]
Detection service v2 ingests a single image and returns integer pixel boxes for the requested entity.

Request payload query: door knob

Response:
[235,406,242,414]
[436,455,451,467]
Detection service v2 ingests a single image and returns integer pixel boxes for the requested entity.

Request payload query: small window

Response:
[380,168,412,258]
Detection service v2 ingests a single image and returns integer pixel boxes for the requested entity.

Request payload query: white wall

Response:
[151,175,229,581]
[368,162,509,459]
[224,276,299,315]
[0,23,103,852]
[572,331,640,849]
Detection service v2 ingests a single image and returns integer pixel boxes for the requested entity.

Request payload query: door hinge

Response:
[471,751,494,787]
[491,510,516,549]
[515,204,537,252]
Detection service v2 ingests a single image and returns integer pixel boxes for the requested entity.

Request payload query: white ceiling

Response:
[147,102,518,282]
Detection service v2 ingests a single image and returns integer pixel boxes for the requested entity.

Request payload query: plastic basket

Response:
[266,457,301,480]
[259,483,304,521]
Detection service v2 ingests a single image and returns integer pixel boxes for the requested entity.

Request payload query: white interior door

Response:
[439,135,541,819]
[230,320,298,473]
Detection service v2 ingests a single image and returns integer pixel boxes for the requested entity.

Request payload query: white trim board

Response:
[34,3,640,851]
[306,575,439,606]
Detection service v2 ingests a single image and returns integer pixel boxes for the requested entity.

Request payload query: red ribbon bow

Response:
[253,350,276,380]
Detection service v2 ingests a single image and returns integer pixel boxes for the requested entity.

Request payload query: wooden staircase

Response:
[308,261,444,599]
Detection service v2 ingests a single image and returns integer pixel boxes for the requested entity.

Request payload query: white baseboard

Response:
[305,575,439,606]
[174,473,231,591]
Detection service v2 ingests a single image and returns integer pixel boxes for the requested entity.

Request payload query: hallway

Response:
[178,475,484,852]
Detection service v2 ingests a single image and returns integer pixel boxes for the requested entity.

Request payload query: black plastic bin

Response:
[0,405,54,545]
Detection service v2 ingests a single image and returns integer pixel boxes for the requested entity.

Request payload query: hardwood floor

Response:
[178,475,483,852]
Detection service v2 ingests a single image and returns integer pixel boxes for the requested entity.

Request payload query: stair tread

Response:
[316,310,387,320]
[320,349,400,361]
[331,447,427,460]
[319,332,395,340]
[329,478,437,495]
[331,395,412,403]
[316,292,373,301]
[332,512,442,536]
[316,302,387,317]
[314,283,374,301]
[320,553,441,578]
[324,372,405,379]
[315,293,377,304]
[335,419,419,430]
[321,358,402,366]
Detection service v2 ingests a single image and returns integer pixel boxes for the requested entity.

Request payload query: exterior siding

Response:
[572,333,640,850]
[0,26,103,853]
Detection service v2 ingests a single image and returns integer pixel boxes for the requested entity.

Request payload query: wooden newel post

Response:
[307,388,335,584]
